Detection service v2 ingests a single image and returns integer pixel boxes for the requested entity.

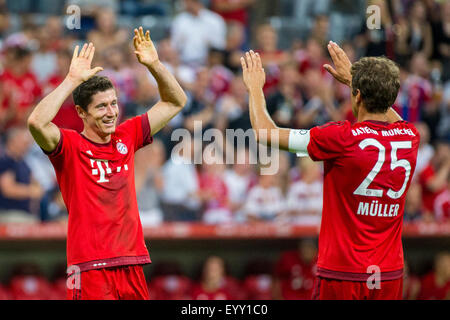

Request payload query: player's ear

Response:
[355,89,362,104]
[75,105,87,119]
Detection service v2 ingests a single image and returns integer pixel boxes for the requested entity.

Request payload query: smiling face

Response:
[76,89,119,138]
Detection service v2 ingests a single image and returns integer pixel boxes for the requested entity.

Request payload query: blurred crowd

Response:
[0,241,448,300]
[0,0,449,225]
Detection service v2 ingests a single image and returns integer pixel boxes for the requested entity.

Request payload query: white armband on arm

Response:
[288,129,310,157]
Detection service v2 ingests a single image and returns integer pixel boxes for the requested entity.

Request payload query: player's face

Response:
[85,89,119,136]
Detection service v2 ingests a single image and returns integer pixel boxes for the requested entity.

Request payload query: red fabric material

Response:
[312,277,403,300]
[306,120,420,279]
[67,265,149,300]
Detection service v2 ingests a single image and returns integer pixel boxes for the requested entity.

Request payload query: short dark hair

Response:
[73,76,114,111]
[351,56,400,114]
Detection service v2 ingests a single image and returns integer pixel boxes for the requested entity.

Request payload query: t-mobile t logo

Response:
[90,159,128,183]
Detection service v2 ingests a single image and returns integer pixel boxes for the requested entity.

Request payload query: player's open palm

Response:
[241,50,266,91]
[324,41,352,87]
[67,43,103,84]
[134,26,159,67]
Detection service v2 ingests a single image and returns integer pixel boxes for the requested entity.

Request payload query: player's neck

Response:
[81,128,111,144]
[357,108,389,123]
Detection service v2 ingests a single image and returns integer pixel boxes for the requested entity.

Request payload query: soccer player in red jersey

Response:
[241,42,420,300]
[27,27,187,300]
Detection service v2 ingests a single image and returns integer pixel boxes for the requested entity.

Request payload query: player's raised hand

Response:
[67,43,103,84]
[241,50,266,91]
[133,26,159,67]
[324,41,352,87]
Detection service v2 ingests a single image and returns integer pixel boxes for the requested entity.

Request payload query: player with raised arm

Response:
[27,27,187,300]
[241,43,420,300]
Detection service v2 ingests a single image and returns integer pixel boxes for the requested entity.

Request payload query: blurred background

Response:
[0,0,448,300]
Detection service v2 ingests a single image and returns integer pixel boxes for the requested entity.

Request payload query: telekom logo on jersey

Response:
[89,159,128,183]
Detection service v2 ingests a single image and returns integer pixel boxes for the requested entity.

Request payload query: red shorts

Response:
[312,277,403,300]
[67,265,149,300]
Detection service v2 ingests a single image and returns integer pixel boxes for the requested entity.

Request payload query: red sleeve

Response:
[43,128,69,158]
[307,121,351,161]
[42,128,74,171]
[116,113,153,151]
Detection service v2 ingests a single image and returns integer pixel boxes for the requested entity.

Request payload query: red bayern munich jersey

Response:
[307,120,420,281]
[45,114,153,271]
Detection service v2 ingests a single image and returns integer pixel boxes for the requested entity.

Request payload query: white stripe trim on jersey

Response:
[288,129,310,157]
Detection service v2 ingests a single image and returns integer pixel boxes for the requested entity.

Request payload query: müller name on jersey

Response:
[357,200,400,217]
[351,126,416,137]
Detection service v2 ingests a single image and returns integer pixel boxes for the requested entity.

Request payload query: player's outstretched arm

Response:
[27,43,103,152]
[241,50,291,151]
[133,26,187,136]
[324,41,402,122]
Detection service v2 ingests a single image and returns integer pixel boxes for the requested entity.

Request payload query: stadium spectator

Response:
[437,83,450,141]
[395,52,432,123]
[120,0,167,16]
[171,0,226,66]
[295,37,329,76]
[413,122,434,179]
[419,140,450,221]
[148,261,193,300]
[273,239,318,300]
[433,186,449,222]
[243,170,285,223]
[42,188,67,222]
[211,0,254,28]
[0,46,42,130]
[41,16,65,51]
[135,138,165,226]
[48,263,69,300]
[0,127,43,223]
[65,0,119,39]
[308,15,330,48]
[207,49,234,102]
[431,1,450,69]
[182,68,215,133]
[242,259,274,300]
[223,21,247,73]
[30,25,57,83]
[8,263,53,300]
[395,0,433,66]
[87,7,128,53]
[298,69,341,127]
[285,157,323,225]
[100,46,137,118]
[403,260,421,300]
[254,23,290,94]
[215,75,251,132]
[160,136,201,222]
[403,182,423,222]
[354,0,394,58]
[198,151,232,224]
[191,256,238,300]
[0,284,11,300]
[418,251,450,299]
[44,49,83,132]
[265,62,303,129]
[0,2,9,45]
[327,0,365,44]
[157,38,196,92]
[223,148,257,222]
[289,0,329,40]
